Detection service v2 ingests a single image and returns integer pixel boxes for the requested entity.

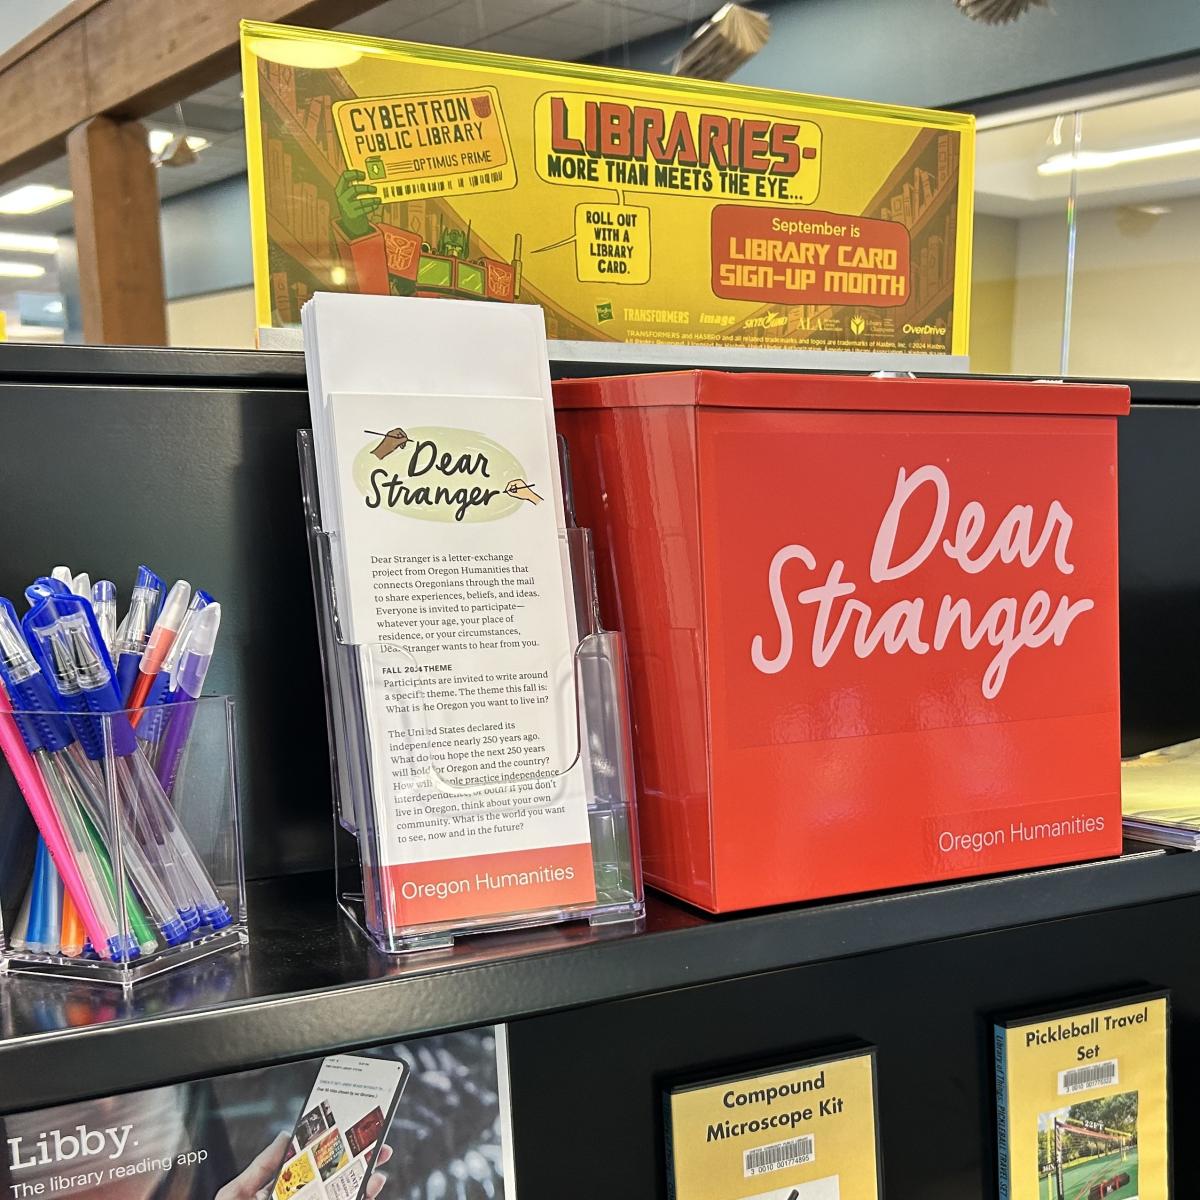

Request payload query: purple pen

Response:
[156,604,221,797]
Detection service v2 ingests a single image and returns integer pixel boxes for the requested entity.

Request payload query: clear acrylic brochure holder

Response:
[298,430,644,952]
[0,696,247,986]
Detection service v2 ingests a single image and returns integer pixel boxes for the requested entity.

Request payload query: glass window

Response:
[972,86,1200,379]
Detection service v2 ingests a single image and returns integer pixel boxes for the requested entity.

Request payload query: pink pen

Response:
[0,683,128,961]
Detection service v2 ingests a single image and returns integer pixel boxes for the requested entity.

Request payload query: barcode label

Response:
[468,169,505,188]
[392,180,451,197]
[1058,1059,1118,1095]
[743,1134,815,1177]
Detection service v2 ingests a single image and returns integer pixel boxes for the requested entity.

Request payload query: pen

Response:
[50,566,73,588]
[61,889,85,957]
[71,573,92,600]
[156,604,222,795]
[8,862,34,951]
[112,566,164,704]
[25,838,51,953]
[26,576,70,605]
[91,581,117,655]
[34,849,63,956]
[128,579,191,718]
[138,590,214,744]
[19,597,188,948]
[26,595,212,937]
[0,612,131,961]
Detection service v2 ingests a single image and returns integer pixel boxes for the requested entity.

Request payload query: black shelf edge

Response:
[1,844,1197,1113]
[2,343,1197,402]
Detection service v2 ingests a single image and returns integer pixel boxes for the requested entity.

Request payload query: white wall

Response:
[1003,196,1200,378]
[970,213,1019,374]
[167,287,257,349]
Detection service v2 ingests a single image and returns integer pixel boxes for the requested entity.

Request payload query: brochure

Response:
[302,293,595,931]
[994,993,1170,1200]
[1122,739,1200,848]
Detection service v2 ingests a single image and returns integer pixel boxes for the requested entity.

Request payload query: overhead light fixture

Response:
[0,231,58,254]
[0,185,72,215]
[45,300,64,314]
[0,261,47,278]
[148,129,210,156]
[1038,136,1200,176]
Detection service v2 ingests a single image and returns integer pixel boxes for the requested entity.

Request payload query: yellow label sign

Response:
[533,92,821,206]
[666,1049,881,1200]
[332,87,515,199]
[995,994,1170,1200]
[242,22,973,355]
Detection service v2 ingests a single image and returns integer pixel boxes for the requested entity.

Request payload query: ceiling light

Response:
[1038,136,1200,175]
[0,231,58,254]
[0,261,47,278]
[0,185,72,215]
[45,300,64,314]
[148,129,210,156]
[1133,204,1171,216]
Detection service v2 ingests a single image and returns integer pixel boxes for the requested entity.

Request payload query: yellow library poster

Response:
[665,1048,881,1200]
[240,21,973,356]
[994,993,1170,1200]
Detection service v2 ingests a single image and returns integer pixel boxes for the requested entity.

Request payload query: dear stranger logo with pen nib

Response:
[354,425,544,522]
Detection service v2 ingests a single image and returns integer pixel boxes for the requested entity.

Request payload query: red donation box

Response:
[554,372,1130,912]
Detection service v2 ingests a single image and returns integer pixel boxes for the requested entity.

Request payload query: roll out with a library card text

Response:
[664,1048,881,1200]
[994,993,1170,1200]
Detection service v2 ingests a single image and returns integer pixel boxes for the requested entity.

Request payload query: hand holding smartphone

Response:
[271,1055,409,1200]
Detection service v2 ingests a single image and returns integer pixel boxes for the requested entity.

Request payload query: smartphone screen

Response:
[273,1054,409,1200]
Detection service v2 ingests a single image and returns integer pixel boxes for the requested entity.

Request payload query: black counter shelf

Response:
[0,841,1193,1114]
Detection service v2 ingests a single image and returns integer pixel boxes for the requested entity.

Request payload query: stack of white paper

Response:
[302,293,597,936]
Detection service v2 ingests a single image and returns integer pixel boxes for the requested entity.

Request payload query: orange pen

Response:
[128,580,190,721]
[60,891,85,957]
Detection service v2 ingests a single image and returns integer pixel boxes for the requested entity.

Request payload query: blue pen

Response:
[23,596,193,944]
[25,576,70,606]
[29,595,230,933]
[26,837,51,952]
[112,566,164,704]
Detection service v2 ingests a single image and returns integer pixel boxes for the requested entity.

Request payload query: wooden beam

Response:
[0,0,383,185]
[67,116,168,345]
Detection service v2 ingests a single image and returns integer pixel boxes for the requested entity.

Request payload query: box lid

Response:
[553,370,1130,416]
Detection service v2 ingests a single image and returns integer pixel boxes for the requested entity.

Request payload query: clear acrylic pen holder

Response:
[0,697,247,986]
[298,430,644,953]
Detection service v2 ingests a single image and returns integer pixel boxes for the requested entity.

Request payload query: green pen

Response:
[78,805,158,955]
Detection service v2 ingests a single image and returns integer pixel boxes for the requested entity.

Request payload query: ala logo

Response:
[745,309,787,330]
[849,314,867,335]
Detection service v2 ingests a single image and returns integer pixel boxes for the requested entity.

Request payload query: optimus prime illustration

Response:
[333,169,522,303]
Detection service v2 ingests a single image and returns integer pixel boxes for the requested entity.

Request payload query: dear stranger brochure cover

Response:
[1,1027,513,1200]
